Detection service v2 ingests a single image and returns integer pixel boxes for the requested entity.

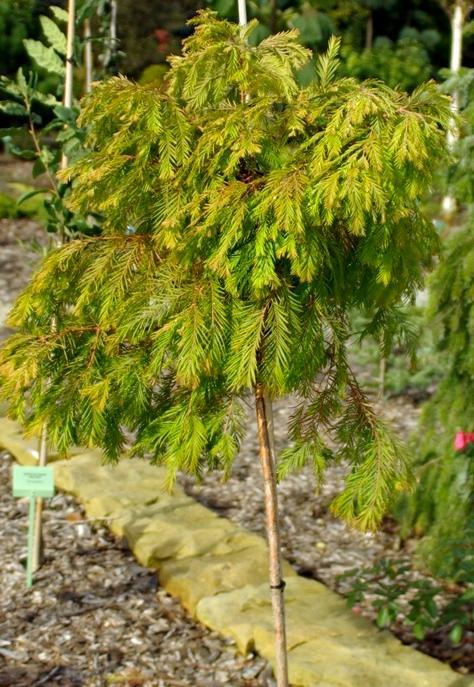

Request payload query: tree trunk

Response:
[84,18,93,94]
[61,0,75,174]
[255,383,289,687]
[442,0,464,219]
[270,0,277,34]
[237,0,248,27]
[103,0,118,71]
[110,0,118,68]
[365,11,374,50]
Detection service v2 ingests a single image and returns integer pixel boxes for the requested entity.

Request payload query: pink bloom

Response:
[454,432,474,451]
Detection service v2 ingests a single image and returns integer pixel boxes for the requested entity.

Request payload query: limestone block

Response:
[196,577,473,687]
[54,452,175,506]
[0,416,41,466]
[0,416,84,466]
[160,544,295,617]
[124,503,235,559]
[107,499,193,538]
[53,452,103,492]
[287,638,474,687]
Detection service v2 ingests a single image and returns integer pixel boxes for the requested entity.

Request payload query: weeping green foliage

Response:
[396,225,474,581]
[0,10,451,530]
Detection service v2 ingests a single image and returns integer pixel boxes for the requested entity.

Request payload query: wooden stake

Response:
[255,383,289,687]
[32,423,48,572]
[33,0,76,572]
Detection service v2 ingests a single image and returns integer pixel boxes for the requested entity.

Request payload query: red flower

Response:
[154,28,171,53]
[454,432,474,451]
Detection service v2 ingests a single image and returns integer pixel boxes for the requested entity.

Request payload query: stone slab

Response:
[0,416,41,466]
[197,577,474,687]
[159,538,296,616]
[0,416,82,466]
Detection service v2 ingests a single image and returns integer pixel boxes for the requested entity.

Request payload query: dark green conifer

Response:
[396,66,474,584]
[396,225,474,582]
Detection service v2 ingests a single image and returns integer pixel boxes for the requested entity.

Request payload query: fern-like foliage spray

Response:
[0,11,451,682]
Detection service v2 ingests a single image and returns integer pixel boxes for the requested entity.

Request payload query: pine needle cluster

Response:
[0,11,451,530]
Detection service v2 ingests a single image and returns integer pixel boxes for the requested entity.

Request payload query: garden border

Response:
[0,416,472,687]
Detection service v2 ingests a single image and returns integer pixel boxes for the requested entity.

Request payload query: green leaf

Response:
[412,622,426,641]
[49,5,69,23]
[31,90,61,107]
[32,158,47,179]
[0,101,27,116]
[53,105,77,126]
[376,606,391,628]
[5,145,36,160]
[40,16,67,55]
[277,440,326,482]
[16,68,28,95]
[23,39,65,76]
[17,189,48,207]
[449,624,463,645]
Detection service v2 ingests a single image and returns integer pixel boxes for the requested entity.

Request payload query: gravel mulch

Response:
[0,452,272,687]
[0,216,46,340]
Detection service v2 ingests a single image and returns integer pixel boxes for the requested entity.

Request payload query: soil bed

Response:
[0,452,271,687]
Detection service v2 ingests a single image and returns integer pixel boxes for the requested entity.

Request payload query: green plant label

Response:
[12,465,55,498]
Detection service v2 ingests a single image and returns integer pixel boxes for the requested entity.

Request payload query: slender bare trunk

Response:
[110,0,117,45]
[442,1,464,219]
[264,393,276,456]
[63,0,75,115]
[61,0,75,174]
[84,18,93,94]
[103,0,118,71]
[270,0,277,34]
[237,0,248,27]
[379,356,386,398]
[365,11,374,50]
[240,0,287,679]
[255,383,289,687]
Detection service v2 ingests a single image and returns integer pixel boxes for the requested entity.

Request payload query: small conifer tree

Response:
[0,12,450,685]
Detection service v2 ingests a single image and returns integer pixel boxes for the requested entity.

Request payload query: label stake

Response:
[12,466,55,587]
